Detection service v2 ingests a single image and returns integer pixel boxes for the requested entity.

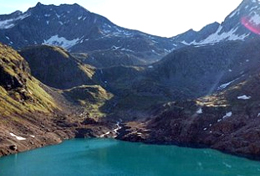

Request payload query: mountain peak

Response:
[36,2,43,7]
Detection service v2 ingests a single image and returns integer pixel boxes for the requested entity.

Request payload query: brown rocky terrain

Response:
[117,72,260,160]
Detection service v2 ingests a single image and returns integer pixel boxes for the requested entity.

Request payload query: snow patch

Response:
[121,48,134,53]
[181,41,191,45]
[186,26,249,46]
[43,35,80,49]
[218,78,237,90]
[250,13,260,25]
[112,45,120,50]
[10,133,26,140]
[229,9,240,19]
[199,26,248,44]
[0,13,30,29]
[99,131,110,138]
[148,65,154,69]
[196,108,203,114]
[102,24,133,37]
[223,112,232,119]
[113,121,122,134]
[217,112,232,122]
[237,95,251,100]
[55,13,61,18]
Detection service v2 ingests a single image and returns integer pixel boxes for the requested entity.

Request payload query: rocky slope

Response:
[0,42,66,155]
[145,38,260,99]
[118,69,260,159]
[0,43,118,156]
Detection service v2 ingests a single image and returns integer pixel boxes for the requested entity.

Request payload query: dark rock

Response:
[9,145,17,151]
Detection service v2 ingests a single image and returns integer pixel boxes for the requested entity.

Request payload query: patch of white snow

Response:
[218,79,237,90]
[43,35,80,49]
[250,12,260,25]
[0,13,30,29]
[10,133,26,140]
[190,26,249,46]
[223,112,232,119]
[196,108,203,114]
[237,95,251,100]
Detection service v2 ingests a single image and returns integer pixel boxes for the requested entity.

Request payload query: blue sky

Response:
[0,0,243,37]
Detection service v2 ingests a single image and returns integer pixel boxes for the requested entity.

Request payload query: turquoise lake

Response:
[0,138,260,176]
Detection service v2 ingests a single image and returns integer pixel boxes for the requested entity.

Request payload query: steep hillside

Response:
[146,38,260,99]
[19,45,95,89]
[0,43,56,115]
[0,43,118,156]
[0,43,69,156]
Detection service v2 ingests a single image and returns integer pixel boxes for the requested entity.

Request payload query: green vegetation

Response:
[63,85,113,118]
[0,43,57,118]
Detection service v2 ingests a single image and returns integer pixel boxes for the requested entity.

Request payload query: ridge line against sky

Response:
[0,0,243,37]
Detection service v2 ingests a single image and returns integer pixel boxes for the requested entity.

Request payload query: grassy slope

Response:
[0,43,57,117]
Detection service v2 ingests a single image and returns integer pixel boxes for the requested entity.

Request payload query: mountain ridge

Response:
[1,1,259,67]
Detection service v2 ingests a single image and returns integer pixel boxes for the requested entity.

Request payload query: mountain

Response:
[145,38,260,99]
[1,1,259,68]
[176,0,260,46]
[0,2,174,65]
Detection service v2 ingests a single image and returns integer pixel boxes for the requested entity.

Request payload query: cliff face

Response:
[0,43,72,156]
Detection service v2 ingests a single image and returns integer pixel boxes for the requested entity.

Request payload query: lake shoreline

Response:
[1,119,260,163]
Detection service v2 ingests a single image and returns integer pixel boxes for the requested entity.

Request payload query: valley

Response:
[1,0,260,161]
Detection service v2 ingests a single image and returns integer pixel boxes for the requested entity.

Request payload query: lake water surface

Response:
[0,138,260,176]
